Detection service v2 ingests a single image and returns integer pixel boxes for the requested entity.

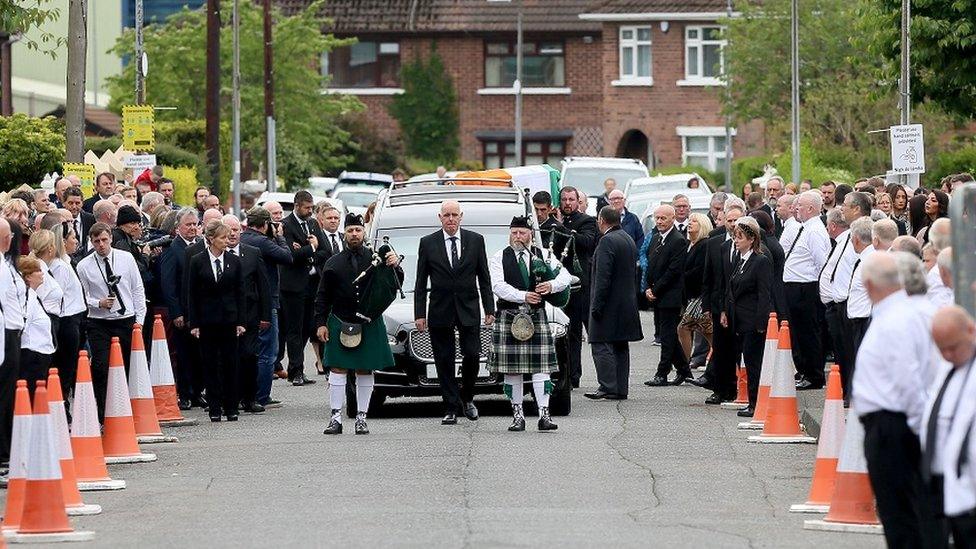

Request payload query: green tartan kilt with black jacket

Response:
[489,308,558,375]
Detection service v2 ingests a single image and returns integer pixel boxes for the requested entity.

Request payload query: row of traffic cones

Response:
[1,316,191,541]
[721,313,883,536]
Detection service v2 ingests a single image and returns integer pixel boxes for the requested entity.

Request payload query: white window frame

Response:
[679,25,726,87]
[615,25,653,86]
[678,126,736,172]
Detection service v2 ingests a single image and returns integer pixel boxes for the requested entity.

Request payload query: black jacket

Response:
[111,228,154,301]
[725,252,773,334]
[235,244,271,329]
[682,239,708,303]
[158,236,194,319]
[588,227,642,343]
[315,245,404,325]
[762,232,788,319]
[645,227,687,309]
[559,210,599,287]
[185,249,246,328]
[71,211,95,258]
[414,228,493,328]
[279,213,328,293]
[701,231,734,316]
[240,228,293,309]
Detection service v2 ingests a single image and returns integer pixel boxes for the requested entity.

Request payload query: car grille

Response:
[408,327,492,363]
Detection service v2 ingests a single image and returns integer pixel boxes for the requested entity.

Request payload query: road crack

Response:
[677,522,758,549]
[461,422,477,549]
[608,400,661,522]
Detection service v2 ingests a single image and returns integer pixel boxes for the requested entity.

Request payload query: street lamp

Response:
[488,0,523,166]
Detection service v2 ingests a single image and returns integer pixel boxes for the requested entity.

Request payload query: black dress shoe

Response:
[191,396,208,408]
[704,392,724,405]
[442,413,458,425]
[571,379,580,389]
[604,394,628,400]
[292,376,305,386]
[508,417,526,432]
[689,376,713,389]
[583,391,608,400]
[323,413,342,435]
[178,399,192,411]
[670,374,693,386]
[796,379,824,391]
[209,414,222,423]
[737,406,755,417]
[242,402,265,413]
[644,376,668,387]
[463,402,479,421]
[538,416,558,431]
[225,414,239,422]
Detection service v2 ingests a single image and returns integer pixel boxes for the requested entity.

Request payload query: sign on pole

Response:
[123,154,157,170]
[890,124,925,174]
[122,105,155,151]
[63,162,96,198]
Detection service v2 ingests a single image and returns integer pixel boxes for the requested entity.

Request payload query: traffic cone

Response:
[45,369,101,517]
[721,362,749,409]
[102,337,156,464]
[747,321,816,444]
[804,411,883,534]
[738,313,777,430]
[149,315,196,427]
[2,381,32,532]
[791,364,846,513]
[6,381,94,543]
[129,324,178,444]
[70,351,126,491]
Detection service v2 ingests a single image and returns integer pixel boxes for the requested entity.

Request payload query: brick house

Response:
[278,0,763,173]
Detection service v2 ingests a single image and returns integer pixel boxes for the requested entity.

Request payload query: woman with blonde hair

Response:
[677,212,714,373]
[2,198,31,255]
[27,230,64,344]
[47,222,86,399]
[17,255,56,398]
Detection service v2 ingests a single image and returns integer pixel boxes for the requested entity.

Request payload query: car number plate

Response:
[425,364,490,379]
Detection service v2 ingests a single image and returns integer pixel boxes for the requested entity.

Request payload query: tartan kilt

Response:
[489,309,558,375]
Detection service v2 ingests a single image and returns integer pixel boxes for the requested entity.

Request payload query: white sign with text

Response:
[123,154,157,170]
[890,124,925,174]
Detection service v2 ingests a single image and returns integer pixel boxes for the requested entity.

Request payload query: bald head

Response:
[937,247,953,288]
[653,204,676,233]
[929,218,951,252]
[891,235,922,258]
[264,201,283,222]
[201,208,223,226]
[439,200,462,235]
[608,189,626,213]
[932,306,976,366]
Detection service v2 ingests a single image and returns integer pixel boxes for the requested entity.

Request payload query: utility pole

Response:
[0,33,11,116]
[899,0,911,187]
[723,0,733,193]
[514,0,523,166]
[134,0,145,104]
[263,0,277,192]
[65,0,88,163]
[789,0,800,184]
[232,0,241,215]
[205,0,222,195]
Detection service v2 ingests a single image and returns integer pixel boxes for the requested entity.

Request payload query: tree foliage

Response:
[0,0,64,57]
[389,48,460,165]
[0,114,65,190]
[105,0,362,182]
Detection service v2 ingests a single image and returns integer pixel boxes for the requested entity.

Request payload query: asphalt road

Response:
[8,312,883,548]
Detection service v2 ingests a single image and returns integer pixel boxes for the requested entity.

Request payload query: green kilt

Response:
[322,314,393,371]
[489,308,558,375]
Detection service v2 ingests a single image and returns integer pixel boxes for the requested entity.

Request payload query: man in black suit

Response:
[585,206,642,400]
[558,186,599,388]
[532,191,564,250]
[82,172,116,214]
[414,200,495,425]
[594,178,616,214]
[643,205,691,387]
[63,187,94,258]
[279,190,329,386]
[223,215,271,414]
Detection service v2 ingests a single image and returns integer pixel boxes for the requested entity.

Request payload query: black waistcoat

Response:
[496,246,545,311]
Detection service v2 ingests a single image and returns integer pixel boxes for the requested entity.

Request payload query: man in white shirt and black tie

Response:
[844,218,875,359]
[672,194,691,237]
[817,208,856,393]
[76,223,146,421]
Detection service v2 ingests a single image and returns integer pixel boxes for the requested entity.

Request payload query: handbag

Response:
[338,321,363,349]
[682,297,706,322]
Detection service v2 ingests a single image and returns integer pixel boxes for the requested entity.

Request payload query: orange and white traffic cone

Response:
[721,362,749,409]
[2,381,32,532]
[149,315,196,427]
[748,321,816,444]
[804,410,883,534]
[102,337,156,464]
[738,313,777,430]
[45,369,101,517]
[6,381,94,543]
[70,351,126,491]
[129,325,177,444]
[791,364,846,513]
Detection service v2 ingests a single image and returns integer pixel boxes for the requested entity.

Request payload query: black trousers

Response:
[861,411,928,549]
[591,341,630,397]
[275,306,286,371]
[174,327,204,401]
[654,306,689,378]
[824,302,851,382]
[950,511,976,549]
[430,321,480,413]
[281,278,317,379]
[0,329,21,463]
[734,329,766,407]
[785,282,824,385]
[87,317,134,422]
[20,349,53,401]
[53,311,84,403]
[924,475,950,549]
[236,328,259,406]
[565,287,589,385]
[848,316,870,399]
[709,311,737,398]
[199,324,239,417]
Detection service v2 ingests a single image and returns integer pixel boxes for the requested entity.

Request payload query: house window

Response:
[619,26,652,82]
[484,41,565,87]
[483,140,565,169]
[682,134,729,173]
[685,26,725,82]
[324,41,400,88]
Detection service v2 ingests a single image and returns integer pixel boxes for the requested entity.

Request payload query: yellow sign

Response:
[63,162,96,197]
[122,105,155,152]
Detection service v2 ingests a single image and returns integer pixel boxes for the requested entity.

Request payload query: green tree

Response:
[105,0,361,184]
[389,48,460,165]
[858,0,976,119]
[0,114,65,190]
[0,0,64,57]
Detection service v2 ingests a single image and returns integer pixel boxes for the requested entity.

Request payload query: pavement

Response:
[3,312,881,548]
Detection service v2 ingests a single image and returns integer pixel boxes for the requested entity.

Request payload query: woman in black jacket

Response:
[722,216,772,418]
[748,210,787,320]
[677,213,713,364]
[187,220,246,422]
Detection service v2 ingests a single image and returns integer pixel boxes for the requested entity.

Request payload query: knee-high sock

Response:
[531,373,551,408]
[504,374,524,405]
[329,372,346,414]
[355,373,374,414]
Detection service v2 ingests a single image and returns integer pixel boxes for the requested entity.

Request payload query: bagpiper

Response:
[488,216,571,431]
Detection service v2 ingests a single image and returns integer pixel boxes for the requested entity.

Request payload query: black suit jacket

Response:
[235,244,271,329]
[81,195,101,215]
[645,228,687,309]
[414,228,493,328]
[762,233,788,319]
[185,250,246,328]
[588,227,642,343]
[560,211,599,287]
[159,236,193,319]
[182,240,207,315]
[70,211,95,259]
[682,239,708,303]
[279,213,328,292]
[701,231,734,316]
[725,252,773,334]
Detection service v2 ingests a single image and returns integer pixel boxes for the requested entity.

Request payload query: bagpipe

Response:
[522,190,581,310]
[352,236,405,323]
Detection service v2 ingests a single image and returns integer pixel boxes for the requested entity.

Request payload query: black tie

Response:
[330,233,339,254]
[847,258,861,293]
[103,256,126,315]
[786,226,805,258]
[300,220,309,237]
[215,257,223,281]
[923,369,958,483]
[450,236,459,268]
[227,248,237,256]
[829,235,850,282]
[737,256,747,274]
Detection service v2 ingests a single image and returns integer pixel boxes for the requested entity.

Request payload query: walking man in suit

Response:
[558,187,599,388]
[415,200,495,425]
[63,187,94,258]
[159,208,201,409]
[643,205,691,387]
[586,206,642,400]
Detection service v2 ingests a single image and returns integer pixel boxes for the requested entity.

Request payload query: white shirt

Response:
[819,231,857,304]
[942,361,976,516]
[21,288,54,355]
[76,248,147,324]
[926,265,954,308]
[674,219,688,234]
[783,216,831,283]
[921,359,973,476]
[778,216,800,247]
[0,257,26,330]
[845,246,875,319]
[443,230,461,266]
[49,257,86,316]
[489,247,570,305]
[853,290,934,432]
[208,249,225,282]
[735,249,753,273]
[36,261,64,315]
[324,230,342,254]
[72,215,87,253]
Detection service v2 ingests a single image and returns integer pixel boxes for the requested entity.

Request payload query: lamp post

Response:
[790,0,800,184]
[232,0,241,215]
[489,0,523,166]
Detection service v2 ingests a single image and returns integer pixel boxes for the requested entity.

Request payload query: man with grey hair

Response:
[845,218,875,377]
[892,235,923,258]
[843,191,873,223]
[708,191,728,228]
[140,191,165,225]
[926,218,953,307]
[92,198,117,226]
[643,204,690,387]
[854,251,936,548]
[893,251,931,297]
[871,218,899,251]
[931,247,954,308]
[819,204,860,393]
[763,176,785,213]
